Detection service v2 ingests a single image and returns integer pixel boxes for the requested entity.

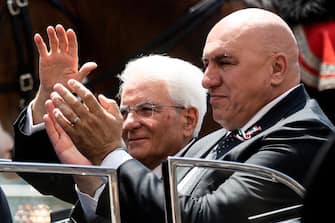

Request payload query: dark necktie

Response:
[215,130,241,158]
[215,125,263,158]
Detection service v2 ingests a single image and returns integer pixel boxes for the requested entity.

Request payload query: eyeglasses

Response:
[120,101,185,120]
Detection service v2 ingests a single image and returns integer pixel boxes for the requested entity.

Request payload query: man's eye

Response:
[139,106,154,112]
[136,106,154,117]
[218,61,230,66]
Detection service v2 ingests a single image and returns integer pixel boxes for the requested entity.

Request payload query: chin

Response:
[128,147,148,159]
[213,112,226,123]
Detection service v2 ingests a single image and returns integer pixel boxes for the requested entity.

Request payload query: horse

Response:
[0,0,250,138]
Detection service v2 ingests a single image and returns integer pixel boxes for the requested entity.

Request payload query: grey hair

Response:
[118,54,207,137]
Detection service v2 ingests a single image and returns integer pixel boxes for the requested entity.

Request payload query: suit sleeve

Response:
[12,108,78,204]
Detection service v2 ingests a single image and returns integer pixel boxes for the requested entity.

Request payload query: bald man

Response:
[15,8,334,223]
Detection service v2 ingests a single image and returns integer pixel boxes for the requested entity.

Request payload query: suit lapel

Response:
[176,129,227,183]
[251,85,307,131]
[184,129,227,158]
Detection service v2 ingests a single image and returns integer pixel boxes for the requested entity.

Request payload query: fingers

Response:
[78,62,98,80]
[45,99,57,124]
[34,33,48,58]
[55,24,68,52]
[44,113,59,145]
[45,100,92,166]
[47,26,59,53]
[51,84,86,127]
[67,28,78,58]
[40,24,74,55]
[45,99,66,134]
[66,79,102,115]
[98,94,121,117]
[54,80,122,123]
[44,99,66,144]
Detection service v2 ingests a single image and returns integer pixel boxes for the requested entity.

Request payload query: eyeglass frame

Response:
[120,101,185,120]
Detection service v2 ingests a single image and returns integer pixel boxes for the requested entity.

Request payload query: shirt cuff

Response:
[24,101,45,135]
[100,148,133,169]
[75,149,132,220]
[76,183,106,221]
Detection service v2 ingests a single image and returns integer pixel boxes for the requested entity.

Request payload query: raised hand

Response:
[33,24,97,124]
[50,79,124,165]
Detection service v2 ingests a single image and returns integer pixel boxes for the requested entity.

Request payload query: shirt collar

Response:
[241,84,300,131]
[152,137,197,178]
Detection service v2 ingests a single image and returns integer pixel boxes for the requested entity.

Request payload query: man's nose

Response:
[122,112,141,130]
[202,65,221,89]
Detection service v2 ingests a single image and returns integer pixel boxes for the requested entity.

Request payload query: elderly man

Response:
[116,55,207,172]
[15,8,334,223]
[13,24,207,203]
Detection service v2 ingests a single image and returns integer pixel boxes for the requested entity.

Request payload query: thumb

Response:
[78,62,98,80]
[98,94,121,116]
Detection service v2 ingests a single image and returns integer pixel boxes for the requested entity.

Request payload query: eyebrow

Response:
[120,100,154,108]
[202,53,233,62]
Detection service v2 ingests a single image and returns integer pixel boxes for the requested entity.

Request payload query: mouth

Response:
[127,137,148,145]
[208,94,226,104]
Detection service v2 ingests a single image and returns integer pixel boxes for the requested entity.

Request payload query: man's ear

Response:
[270,53,287,86]
[182,107,198,137]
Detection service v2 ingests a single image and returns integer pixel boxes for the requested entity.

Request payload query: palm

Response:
[39,48,79,89]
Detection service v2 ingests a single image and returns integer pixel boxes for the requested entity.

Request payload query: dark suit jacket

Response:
[301,132,335,222]
[13,85,335,223]
[0,187,13,223]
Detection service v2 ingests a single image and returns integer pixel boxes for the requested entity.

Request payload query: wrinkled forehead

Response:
[203,18,281,59]
[203,24,256,60]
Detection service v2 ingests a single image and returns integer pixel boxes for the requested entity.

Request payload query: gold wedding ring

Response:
[71,116,80,125]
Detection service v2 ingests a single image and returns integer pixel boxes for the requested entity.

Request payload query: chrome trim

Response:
[0,161,120,223]
[248,204,303,223]
[165,156,305,223]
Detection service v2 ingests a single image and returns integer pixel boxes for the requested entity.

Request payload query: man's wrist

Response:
[31,88,51,124]
[74,176,105,197]
[25,101,45,135]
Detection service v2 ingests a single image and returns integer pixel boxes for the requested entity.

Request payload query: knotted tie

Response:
[215,130,241,158]
[215,126,263,158]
